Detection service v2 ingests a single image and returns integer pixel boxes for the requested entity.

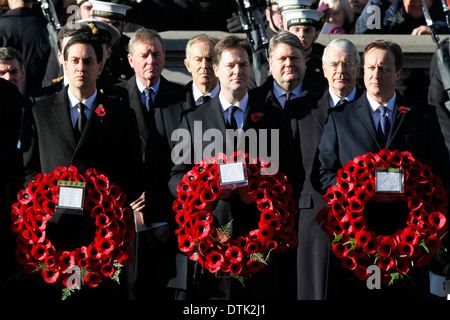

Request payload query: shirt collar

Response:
[136,77,160,94]
[366,92,396,113]
[67,87,97,110]
[192,82,220,103]
[273,80,302,100]
[329,87,357,107]
[219,92,249,114]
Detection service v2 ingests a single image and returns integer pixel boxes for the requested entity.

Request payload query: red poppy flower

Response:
[362,236,379,255]
[95,106,106,117]
[247,260,265,273]
[100,263,115,277]
[428,211,446,229]
[379,236,396,257]
[84,271,102,287]
[395,257,410,274]
[398,241,414,258]
[205,250,224,273]
[245,241,260,254]
[332,243,348,258]
[341,255,357,270]
[398,106,409,114]
[257,226,274,242]
[355,265,370,280]
[225,245,243,263]
[377,256,394,272]
[251,112,262,122]
[194,220,211,240]
[95,237,114,255]
[31,243,48,261]
[63,273,80,290]
[17,189,33,204]
[178,234,195,253]
[229,262,243,275]
[425,235,441,253]
[42,267,60,283]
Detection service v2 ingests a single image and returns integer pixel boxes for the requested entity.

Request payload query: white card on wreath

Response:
[57,180,85,210]
[375,168,404,193]
[219,161,248,189]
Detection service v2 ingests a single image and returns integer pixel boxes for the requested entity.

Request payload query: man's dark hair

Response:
[63,32,103,63]
[0,46,24,71]
[57,24,92,52]
[213,35,253,66]
[363,40,403,71]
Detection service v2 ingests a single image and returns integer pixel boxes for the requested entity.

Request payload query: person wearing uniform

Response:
[90,0,134,83]
[0,0,51,95]
[281,3,328,94]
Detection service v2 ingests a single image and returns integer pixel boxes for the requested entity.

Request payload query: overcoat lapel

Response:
[52,86,77,150]
[386,97,407,148]
[76,94,102,150]
[129,77,150,145]
[355,97,381,148]
[310,89,330,132]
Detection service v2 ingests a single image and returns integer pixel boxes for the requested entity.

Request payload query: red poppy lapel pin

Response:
[95,104,106,118]
[251,112,264,122]
[397,106,411,117]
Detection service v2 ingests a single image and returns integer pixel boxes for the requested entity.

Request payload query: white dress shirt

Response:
[366,92,396,127]
[192,82,220,106]
[219,92,248,130]
[68,88,97,128]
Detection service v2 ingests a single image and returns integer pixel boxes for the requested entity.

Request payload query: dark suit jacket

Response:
[168,94,300,299]
[1,79,25,287]
[318,90,450,299]
[22,85,144,201]
[0,7,51,96]
[117,75,183,299]
[119,75,184,161]
[286,85,363,300]
[18,85,143,299]
[143,81,201,295]
[319,91,449,191]
[145,80,197,225]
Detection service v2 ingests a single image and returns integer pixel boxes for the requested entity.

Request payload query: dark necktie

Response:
[226,106,238,130]
[144,87,154,112]
[377,105,391,146]
[285,92,292,102]
[74,102,87,140]
[198,95,211,105]
[335,98,347,107]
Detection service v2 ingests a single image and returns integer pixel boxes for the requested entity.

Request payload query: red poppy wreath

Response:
[11,166,134,299]
[173,151,298,283]
[316,149,448,285]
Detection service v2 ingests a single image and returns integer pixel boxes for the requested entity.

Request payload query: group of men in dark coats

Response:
[1,0,450,303]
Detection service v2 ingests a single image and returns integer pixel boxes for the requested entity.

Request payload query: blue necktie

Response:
[144,87,154,112]
[226,106,238,130]
[377,106,391,146]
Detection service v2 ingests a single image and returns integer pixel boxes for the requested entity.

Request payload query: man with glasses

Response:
[265,0,283,38]
[286,38,363,300]
[317,40,449,299]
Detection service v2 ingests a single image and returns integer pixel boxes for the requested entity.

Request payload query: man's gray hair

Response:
[322,38,360,65]
[185,34,218,61]
[268,31,305,58]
